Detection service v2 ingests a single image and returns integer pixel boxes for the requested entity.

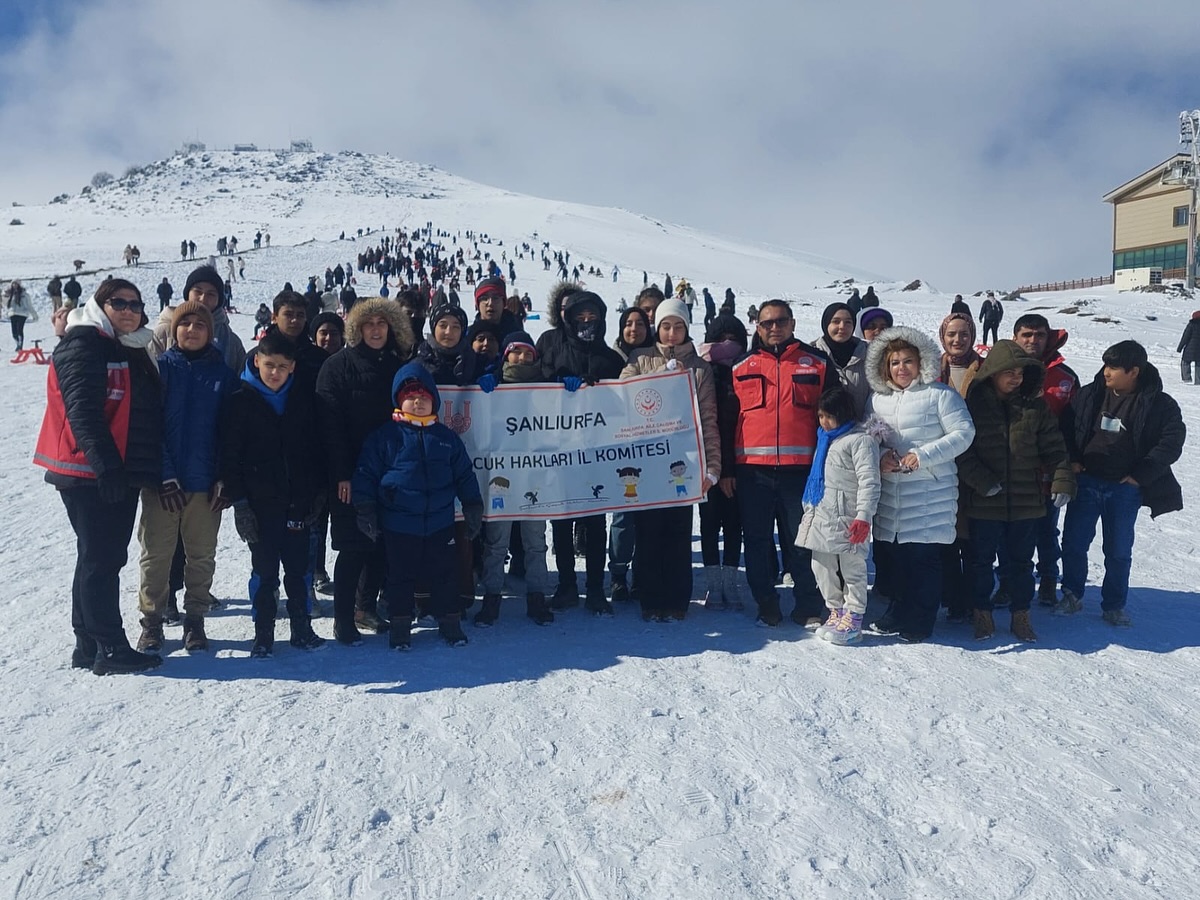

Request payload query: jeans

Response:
[968,518,1038,612]
[997,498,1061,588]
[60,486,139,646]
[1061,473,1141,611]
[736,464,822,617]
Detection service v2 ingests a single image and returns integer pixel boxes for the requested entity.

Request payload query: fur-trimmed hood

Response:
[545,280,582,329]
[345,297,416,355]
[864,325,942,395]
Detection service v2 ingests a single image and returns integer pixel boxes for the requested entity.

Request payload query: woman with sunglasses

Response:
[34,279,165,675]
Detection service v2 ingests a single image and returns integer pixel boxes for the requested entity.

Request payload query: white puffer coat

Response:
[865,326,975,545]
[795,426,881,555]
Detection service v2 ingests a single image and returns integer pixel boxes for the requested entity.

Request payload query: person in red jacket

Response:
[732,298,835,627]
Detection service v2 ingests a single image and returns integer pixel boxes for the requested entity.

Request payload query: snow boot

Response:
[722,566,744,609]
[610,567,631,603]
[550,581,580,610]
[288,619,327,651]
[973,609,995,640]
[474,593,502,627]
[526,592,554,626]
[136,617,164,654]
[182,616,209,652]
[702,565,725,609]
[438,615,469,647]
[584,585,614,617]
[815,608,843,640]
[1010,609,1038,642]
[755,596,783,627]
[71,634,97,670]
[1037,579,1058,607]
[829,611,863,645]
[389,618,412,650]
[1102,608,1132,627]
[93,641,163,676]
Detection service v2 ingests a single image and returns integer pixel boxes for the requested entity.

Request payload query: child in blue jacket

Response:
[352,362,484,648]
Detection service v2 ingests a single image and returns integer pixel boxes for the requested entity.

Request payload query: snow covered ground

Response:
[1,152,1197,898]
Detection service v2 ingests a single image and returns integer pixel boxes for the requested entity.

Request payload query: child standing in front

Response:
[795,387,881,644]
[352,362,485,648]
[220,330,327,658]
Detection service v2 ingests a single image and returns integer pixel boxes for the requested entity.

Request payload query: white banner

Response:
[439,370,707,520]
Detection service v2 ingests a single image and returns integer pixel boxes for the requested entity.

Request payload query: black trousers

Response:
[60,486,139,646]
[551,515,606,589]
[699,485,741,567]
[384,527,457,620]
[633,506,694,614]
[249,512,310,630]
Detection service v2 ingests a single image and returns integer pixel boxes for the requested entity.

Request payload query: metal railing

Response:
[1012,275,1114,293]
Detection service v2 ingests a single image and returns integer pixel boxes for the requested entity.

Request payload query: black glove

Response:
[96,470,129,504]
[159,480,186,513]
[355,505,379,543]
[462,503,484,540]
[233,503,260,544]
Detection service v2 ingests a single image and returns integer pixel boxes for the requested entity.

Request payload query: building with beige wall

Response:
[1103,153,1194,278]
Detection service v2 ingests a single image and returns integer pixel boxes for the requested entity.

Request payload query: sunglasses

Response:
[757,317,791,329]
[106,298,145,313]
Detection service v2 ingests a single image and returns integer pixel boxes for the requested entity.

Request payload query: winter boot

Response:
[610,568,631,603]
[182,616,209,652]
[1102,608,1133,627]
[815,608,843,640]
[136,617,165,654]
[288,619,327,651]
[93,641,163,676]
[164,593,182,626]
[526,592,554,626]
[1053,589,1083,616]
[755,596,783,628]
[972,609,995,640]
[1010,609,1038,642]
[829,611,864,645]
[584,584,614,617]
[1037,579,1058,607]
[438,615,469,647]
[473,593,502,627]
[550,581,580,610]
[389,617,412,650]
[722,566,744,609]
[71,634,97,670]
[702,565,725,609]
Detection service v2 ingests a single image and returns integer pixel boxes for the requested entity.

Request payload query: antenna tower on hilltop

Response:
[1162,110,1200,288]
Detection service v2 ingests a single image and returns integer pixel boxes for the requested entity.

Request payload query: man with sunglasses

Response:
[732,299,833,627]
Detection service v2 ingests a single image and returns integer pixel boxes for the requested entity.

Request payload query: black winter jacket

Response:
[1062,363,1185,518]
[315,341,407,485]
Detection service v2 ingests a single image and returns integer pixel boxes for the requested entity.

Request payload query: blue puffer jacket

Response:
[351,362,482,536]
[159,345,237,491]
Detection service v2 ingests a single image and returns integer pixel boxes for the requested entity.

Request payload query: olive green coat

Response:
[956,340,1075,521]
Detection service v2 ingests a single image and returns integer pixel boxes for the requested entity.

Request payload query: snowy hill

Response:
[1,150,1198,899]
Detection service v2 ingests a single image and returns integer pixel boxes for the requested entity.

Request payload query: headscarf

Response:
[938,312,980,383]
[820,302,857,367]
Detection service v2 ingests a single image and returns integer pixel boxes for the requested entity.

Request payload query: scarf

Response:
[502,361,541,384]
[393,410,437,427]
[825,337,856,368]
[802,421,855,508]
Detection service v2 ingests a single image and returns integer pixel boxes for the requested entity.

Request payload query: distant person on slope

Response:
[979,291,1003,345]
[1176,311,1200,385]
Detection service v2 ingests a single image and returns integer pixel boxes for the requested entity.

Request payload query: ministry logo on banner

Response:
[439,370,707,520]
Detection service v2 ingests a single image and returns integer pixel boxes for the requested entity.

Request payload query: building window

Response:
[1174,205,1190,227]
[1114,241,1188,271]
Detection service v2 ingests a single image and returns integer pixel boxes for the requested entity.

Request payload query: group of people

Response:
[35,263,1185,675]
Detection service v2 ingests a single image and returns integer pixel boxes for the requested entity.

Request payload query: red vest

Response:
[33,359,131,479]
[733,342,826,466]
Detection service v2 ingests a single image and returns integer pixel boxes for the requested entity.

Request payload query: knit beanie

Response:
[309,311,345,340]
[467,319,503,345]
[500,330,537,359]
[655,298,690,330]
[474,276,507,306]
[430,303,468,332]
[704,312,748,349]
[170,300,215,344]
[183,265,225,307]
[396,380,433,404]
[859,308,893,332]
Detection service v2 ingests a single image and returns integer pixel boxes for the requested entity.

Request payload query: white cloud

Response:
[0,0,1196,288]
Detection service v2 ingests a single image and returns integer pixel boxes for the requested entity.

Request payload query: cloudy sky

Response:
[0,0,1196,289]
